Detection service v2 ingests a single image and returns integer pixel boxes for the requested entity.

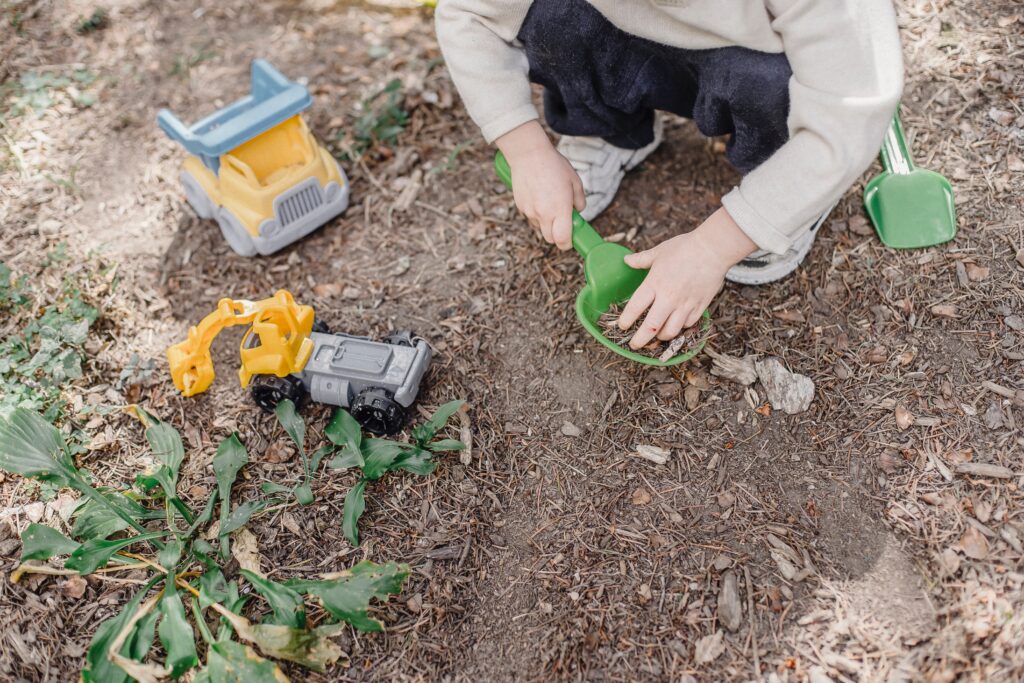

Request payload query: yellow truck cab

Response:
[158,60,348,256]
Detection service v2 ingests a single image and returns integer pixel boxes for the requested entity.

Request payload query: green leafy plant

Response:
[74,7,109,34]
[0,407,410,681]
[325,400,466,545]
[0,256,101,423]
[261,400,333,506]
[342,78,409,159]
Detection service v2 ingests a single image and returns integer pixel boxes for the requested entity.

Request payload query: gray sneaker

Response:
[557,114,664,222]
[725,206,835,285]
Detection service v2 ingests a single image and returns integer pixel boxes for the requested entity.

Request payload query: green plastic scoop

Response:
[863,111,957,249]
[494,151,708,366]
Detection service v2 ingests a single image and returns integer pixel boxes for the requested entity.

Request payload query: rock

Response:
[560,421,582,437]
[1004,315,1024,331]
[694,630,725,665]
[707,349,757,386]
[717,571,743,632]
[755,358,815,415]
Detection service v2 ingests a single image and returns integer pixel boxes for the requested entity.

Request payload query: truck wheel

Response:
[312,319,331,334]
[350,388,405,435]
[383,330,417,347]
[251,375,307,413]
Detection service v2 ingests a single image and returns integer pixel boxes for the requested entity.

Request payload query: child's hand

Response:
[618,207,757,349]
[496,121,585,250]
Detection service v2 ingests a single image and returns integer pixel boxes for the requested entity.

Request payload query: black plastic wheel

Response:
[312,319,331,334]
[350,388,406,435]
[250,375,307,413]
[382,330,417,347]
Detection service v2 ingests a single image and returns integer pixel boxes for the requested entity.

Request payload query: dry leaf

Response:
[866,346,888,363]
[631,488,652,506]
[264,440,294,464]
[931,304,957,318]
[232,528,264,576]
[684,384,701,411]
[895,405,915,430]
[965,263,990,281]
[848,214,873,236]
[959,527,989,560]
[62,575,87,599]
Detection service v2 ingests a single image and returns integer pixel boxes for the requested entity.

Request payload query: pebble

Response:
[755,358,815,415]
[560,421,582,438]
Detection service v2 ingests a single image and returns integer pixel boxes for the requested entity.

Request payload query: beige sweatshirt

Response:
[435,0,904,254]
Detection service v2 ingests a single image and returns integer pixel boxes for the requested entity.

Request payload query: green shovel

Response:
[494,151,708,367]
[863,111,957,249]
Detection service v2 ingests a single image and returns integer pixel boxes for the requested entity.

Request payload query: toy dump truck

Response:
[167,291,431,435]
[158,60,348,256]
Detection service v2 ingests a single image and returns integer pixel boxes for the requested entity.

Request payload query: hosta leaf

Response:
[275,400,305,457]
[20,523,79,561]
[390,447,436,476]
[360,439,407,480]
[241,623,344,673]
[72,490,159,541]
[158,581,198,678]
[427,438,466,452]
[196,639,289,683]
[342,480,366,546]
[287,560,409,632]
[325,409,363,465]
[64,531,165,575]
[219,499,270,537]
[0,407,76,485]
[81,579,160,683]
[240,569,306,628]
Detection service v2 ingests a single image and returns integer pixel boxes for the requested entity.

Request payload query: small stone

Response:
[560,421,582,437]
[717,571,743,632]
[755,358,814,415]
[637,583,652,604]
[983,403,1004,430]
[341,286,362,299]
[1004,315,1024,331]
[989,108,1014,126]
[407,593,422,613]
[24,502,45,523]
[808,666,836,683]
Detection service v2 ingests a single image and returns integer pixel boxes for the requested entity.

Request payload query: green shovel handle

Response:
[494,151,605,257]
[879,110,915,176]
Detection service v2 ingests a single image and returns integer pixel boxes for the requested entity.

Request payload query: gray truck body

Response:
[296,332,431,408]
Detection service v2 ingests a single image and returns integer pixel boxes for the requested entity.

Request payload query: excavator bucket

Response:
[167,290,315,397]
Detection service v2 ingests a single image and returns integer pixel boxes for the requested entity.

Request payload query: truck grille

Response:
[276,181,323,226]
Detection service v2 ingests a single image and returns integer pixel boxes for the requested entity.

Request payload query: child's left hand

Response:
[617,207,757,349]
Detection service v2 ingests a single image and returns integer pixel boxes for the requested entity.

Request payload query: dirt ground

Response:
[1,0,1022,681]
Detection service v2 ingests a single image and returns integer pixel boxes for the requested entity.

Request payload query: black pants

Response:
[517,0,793,174]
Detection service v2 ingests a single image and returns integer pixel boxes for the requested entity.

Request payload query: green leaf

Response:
[390,447,437,476]
[259,482,293,496]
[310,444,333,473]
[240,569,306,628]
[158,538,182,570]
[20,523,79,561]
[213,434,247,560]
[72,490,160,541]
[427,438,467,452]
[342,480,366,546]
[328,447,364,471]
[64,531,165,575]
[0,407,76,485]
[140,408,185,485]
[81,578,161,683]
[325,409,363,465]
[158,580,199,678]
[413,399,466,445]
[219,499,270,537]
[275,399,305,457]
[294,483,314,506]
[287,560,409,632]
[360,439,408,480]
[199,639,289,683]
[199,566,229,610]
[130,609,160,661]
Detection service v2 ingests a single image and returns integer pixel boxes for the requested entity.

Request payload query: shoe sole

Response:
[576,117,665,222]
[724,204,836,285]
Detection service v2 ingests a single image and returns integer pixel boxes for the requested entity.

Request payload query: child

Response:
[435,0,904,349]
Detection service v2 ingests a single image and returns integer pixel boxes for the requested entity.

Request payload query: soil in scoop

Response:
[598,303,710,361]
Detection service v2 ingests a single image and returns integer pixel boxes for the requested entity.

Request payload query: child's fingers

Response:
[658,307,691,341]
[623,248,656,270]
[617,282,655,330]
[571,174,586,213]
[552,206,573,250]
[629,299,674,349]
[683,308,704,329]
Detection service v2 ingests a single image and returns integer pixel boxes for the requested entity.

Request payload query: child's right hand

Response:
[496,121,585,250]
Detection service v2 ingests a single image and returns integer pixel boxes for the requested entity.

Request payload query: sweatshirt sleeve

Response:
[435,0,538,143]
[721,0,904,254]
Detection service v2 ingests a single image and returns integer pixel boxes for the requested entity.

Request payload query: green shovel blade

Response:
[494,151,708,366]
[863,111,956,249]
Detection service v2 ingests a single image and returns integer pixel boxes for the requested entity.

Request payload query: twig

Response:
[743,565,761,678]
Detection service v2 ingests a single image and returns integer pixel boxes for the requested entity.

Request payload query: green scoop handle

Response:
[494,151,708,367]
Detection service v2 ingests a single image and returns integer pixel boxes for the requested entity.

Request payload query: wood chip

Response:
[930,304,957,318]
[955,462,1015,479]
[631,488,652,506]
[232,528,263,577]
[694,630,725,665]
[706,348,757,386]
[895,405,915,430]
[959,526,989,560]
[717,571,743,632]
[633,444,670,465]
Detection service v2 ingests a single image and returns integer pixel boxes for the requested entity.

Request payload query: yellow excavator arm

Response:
[167,290,316,397]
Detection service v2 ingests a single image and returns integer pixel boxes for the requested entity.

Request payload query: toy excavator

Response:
[167,290,431,435]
